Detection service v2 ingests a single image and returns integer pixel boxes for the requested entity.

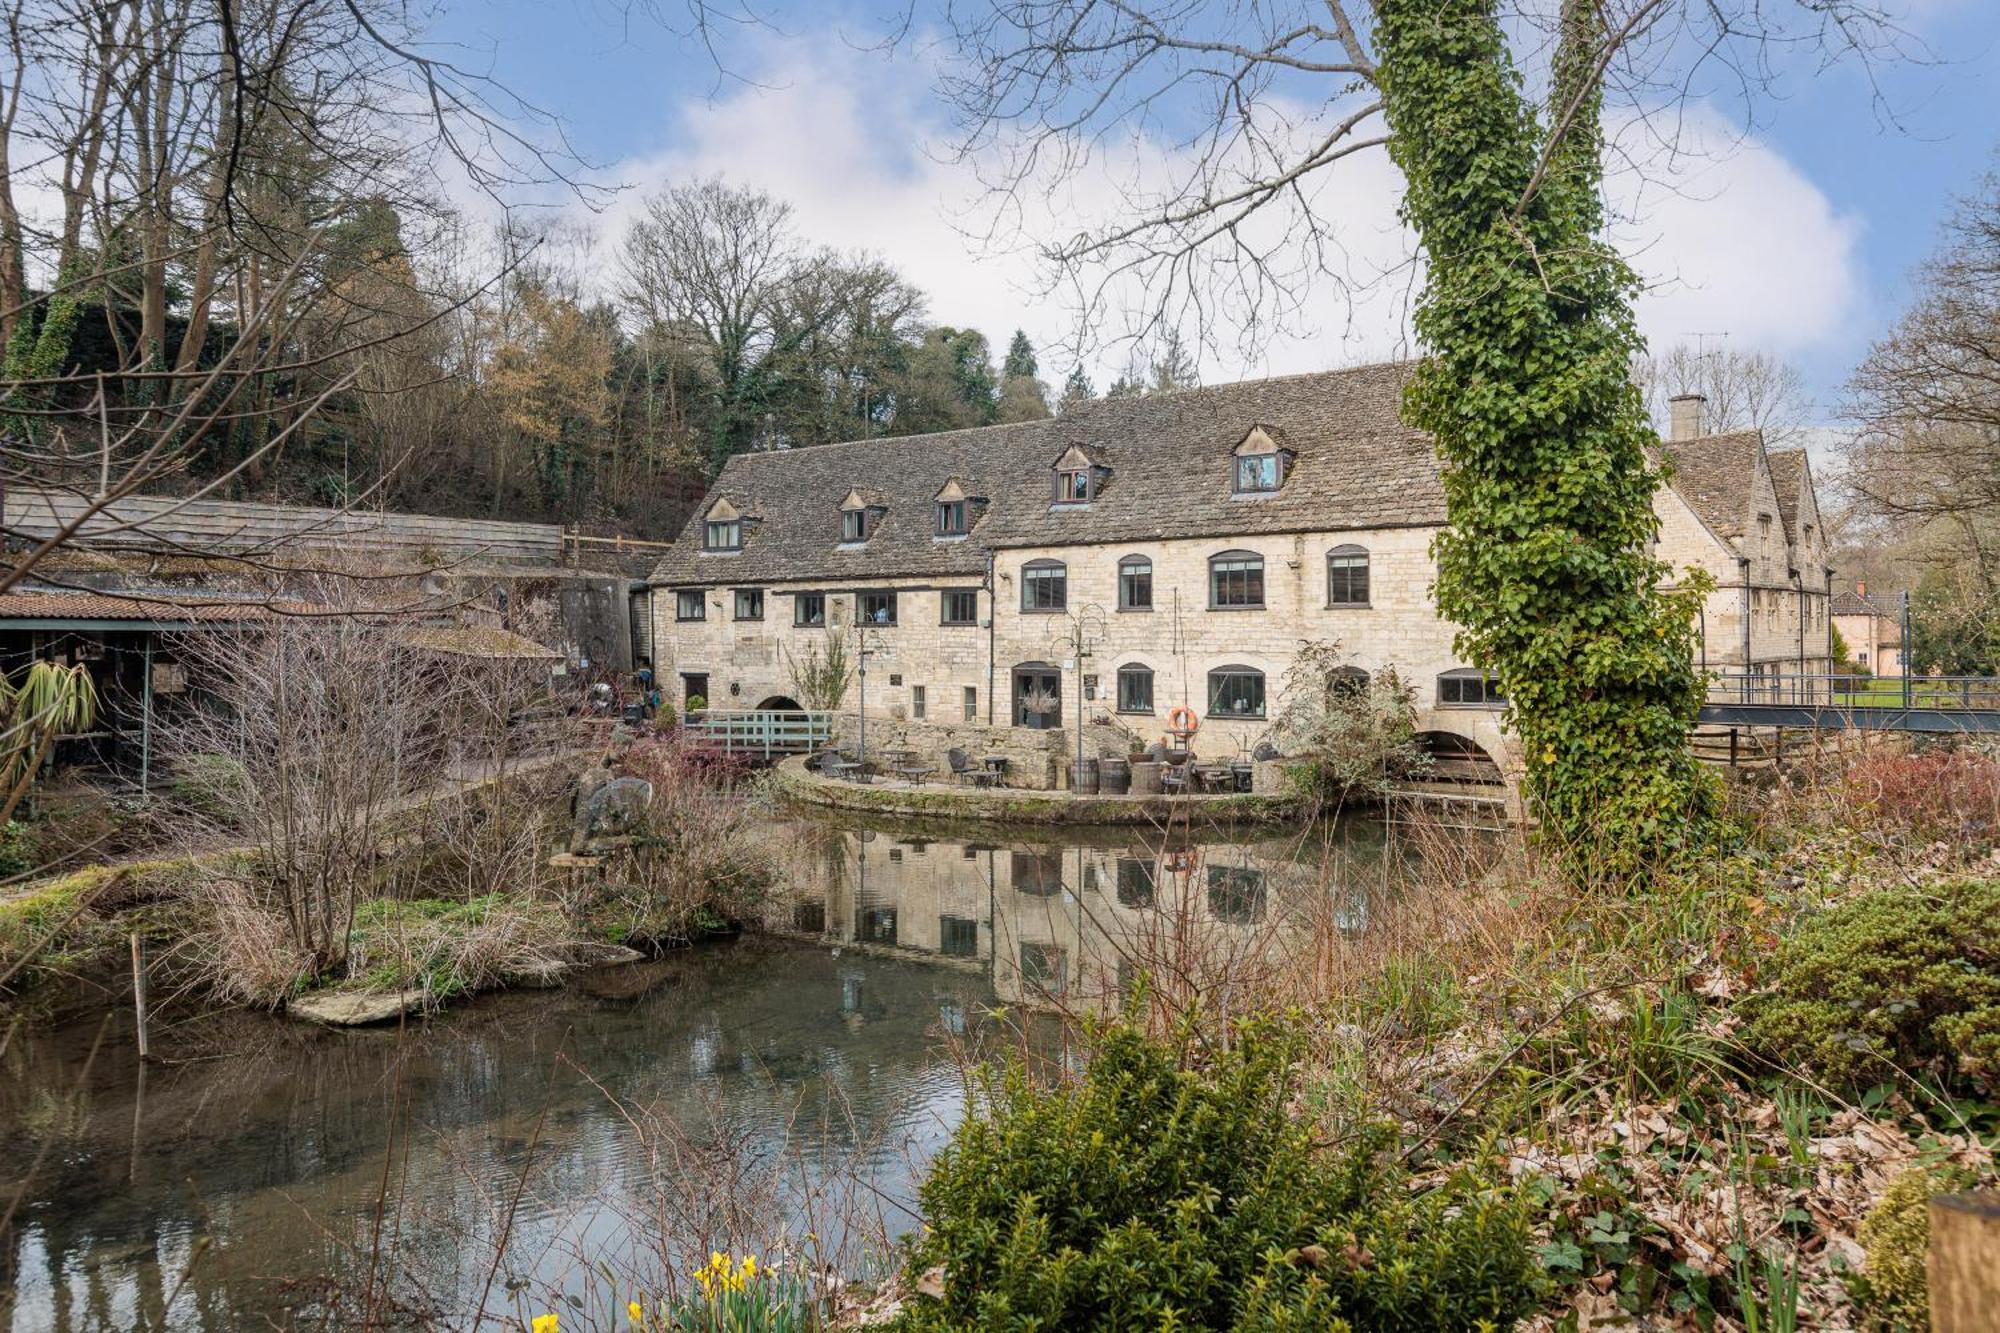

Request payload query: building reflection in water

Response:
[765,812,1412,1013]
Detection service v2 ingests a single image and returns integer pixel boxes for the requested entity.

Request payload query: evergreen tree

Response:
[1002,329,1038,381]
[1057,364,1094,414]
[997,329,1050,421]
[1150,329,1199,393]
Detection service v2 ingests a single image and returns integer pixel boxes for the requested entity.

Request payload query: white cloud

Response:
[595,33,1862,393]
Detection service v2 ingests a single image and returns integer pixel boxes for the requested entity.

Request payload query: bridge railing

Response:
[1705,672,2000,712]
[683,709,838,755]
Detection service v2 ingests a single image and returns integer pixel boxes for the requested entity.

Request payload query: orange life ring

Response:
[1166,705,1200,737]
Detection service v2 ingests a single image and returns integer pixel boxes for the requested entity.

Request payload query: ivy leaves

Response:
[1377,0,1714,877]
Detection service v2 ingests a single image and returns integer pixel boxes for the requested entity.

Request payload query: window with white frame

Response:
[1326,545,1370,606]
[1021,560,1067,612]
[1209,551,1265,608]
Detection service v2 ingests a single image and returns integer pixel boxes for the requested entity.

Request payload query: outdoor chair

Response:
[947,748,993,787]
[1160,762,1189,795]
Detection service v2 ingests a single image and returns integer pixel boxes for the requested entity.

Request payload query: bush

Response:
[1742,880,2000,1097]
[0,819,34,878]
[1841,747,2000,845]
[1848,1166,1970,1331]
[892,1018,1537,1331]
[171,751,252,825]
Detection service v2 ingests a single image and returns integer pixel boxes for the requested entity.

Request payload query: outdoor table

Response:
[1193,765,1236,794]
[824,758,863,781]
[981,756,1010,780]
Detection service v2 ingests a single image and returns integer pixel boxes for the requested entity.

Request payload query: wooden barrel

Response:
[1068,758,1100,793]
[1129,761,1162,795]
[1099,757,1131,794]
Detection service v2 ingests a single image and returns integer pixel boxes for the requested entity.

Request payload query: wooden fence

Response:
[4,489,565,562]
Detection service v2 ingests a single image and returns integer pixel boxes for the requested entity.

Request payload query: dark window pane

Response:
[1056,470,1090,502]
[1207,669,1266,717]
[942,590,979,625]
[1116,857,1155,909]
[1022,564,1067,612]
[676,591,705,621]
[1207,865,1266,924]
[940,915,979,957]
[1119,559,1153,610]
[860,592,897,625]
[1210,554,1265,608]
[937,501,967,535]
[1328,549,1370,605]
[734,589,763,620]
[842,509,866,541]
[794,593,825,627]
[704,520,740,549]
[1117,666,1153,713]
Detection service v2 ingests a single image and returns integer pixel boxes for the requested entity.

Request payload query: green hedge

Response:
[891,1018,1536,1331]
[1742,880,2000,1097]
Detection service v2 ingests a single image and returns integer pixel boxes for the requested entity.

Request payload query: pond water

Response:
[0,808,1444,1331]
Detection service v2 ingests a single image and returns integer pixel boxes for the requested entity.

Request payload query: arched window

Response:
[1208,550,1265,608]
[1328,665,1370,700]
[1118,555,1153,611]
[1207,664,1266,718]
[1021,559,1067,612]
[1326,544,1370,606]
[1116,663,1154,713]
[1437,668,1506,707]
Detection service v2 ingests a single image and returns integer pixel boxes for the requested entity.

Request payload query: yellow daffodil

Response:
[531,1316,560,1333]
[741,1254,758,1280]
[628,1299,644,1323]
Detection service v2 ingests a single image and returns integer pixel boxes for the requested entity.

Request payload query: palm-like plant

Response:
[0,661,97,825]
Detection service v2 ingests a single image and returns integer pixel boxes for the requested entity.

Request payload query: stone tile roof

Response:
[650,363,1443,585]
[1830,590,1901,619]
[0,589,277,622]
[978,362,1443,549]
[1767,448,1809,538]
[650,421,1059,585]
[1660,431,1763,544]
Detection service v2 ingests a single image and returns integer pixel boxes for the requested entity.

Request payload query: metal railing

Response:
[1704,672,2000,712]
[683,709,837,756]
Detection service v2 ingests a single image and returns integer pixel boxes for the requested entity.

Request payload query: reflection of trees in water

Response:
[3,941,996,1331]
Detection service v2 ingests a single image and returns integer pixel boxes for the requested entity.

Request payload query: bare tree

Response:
[930,0,1914,358]
[1636,342,1815,444]
[0,0,601,589]
[1844,157,2000,592]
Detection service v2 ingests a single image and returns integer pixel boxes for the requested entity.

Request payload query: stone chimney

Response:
[1668,393,1708,442]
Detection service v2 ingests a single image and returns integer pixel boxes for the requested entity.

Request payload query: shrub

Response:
[1848,1166,1970,1331]
[892,1018,1537,1331]
[1841,747,2000,846]
[0,819,34,878]
[1741,880,2000,1097]
[170,751,252,826]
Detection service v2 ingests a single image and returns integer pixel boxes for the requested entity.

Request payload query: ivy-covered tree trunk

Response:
[1376,0,1714,876]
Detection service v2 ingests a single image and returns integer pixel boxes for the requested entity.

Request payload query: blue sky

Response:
[432,0,1998,420]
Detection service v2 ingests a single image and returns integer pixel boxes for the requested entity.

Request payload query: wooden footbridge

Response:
[1698,674,2000,734]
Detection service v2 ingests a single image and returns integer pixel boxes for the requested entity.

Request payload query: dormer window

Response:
[702,499,744,551]
[934,479,970,536]
[1232,425,1287,494]
[838,489,873,543]
[1050,444,1099,504]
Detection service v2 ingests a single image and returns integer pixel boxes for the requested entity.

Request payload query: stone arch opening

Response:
[1414,730,1505,785]
[753,694,805,712]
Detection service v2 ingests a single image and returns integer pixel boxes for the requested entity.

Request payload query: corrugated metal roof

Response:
[0,590,276,623]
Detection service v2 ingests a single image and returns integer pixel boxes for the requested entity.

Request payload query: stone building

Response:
[648,365,1831,789]
[1656,394,1834,690]
[1830,585,1907,678]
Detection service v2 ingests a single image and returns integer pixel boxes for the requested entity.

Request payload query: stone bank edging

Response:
[769,755,1302,825]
